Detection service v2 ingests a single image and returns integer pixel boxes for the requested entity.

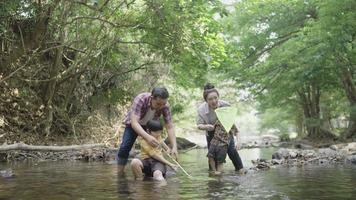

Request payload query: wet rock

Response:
[345,155,356,164]
[251,159,271,170]
[272,152,282,160]
[272,148,289,160]
[330,145,338,151]
[301,150,316,159]
[295,143,314,149]
[344,142,356,153]
[318,159,329,165]
[0,152,7,162]
[0,169,14,178]
[165,137,196,150]
[271,159,283,165]
[288,151,298,159]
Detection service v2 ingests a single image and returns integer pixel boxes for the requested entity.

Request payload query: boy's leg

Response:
[206,131,214,171]
[216,163,224,172]
[130,158,144,180]
[117,127,138,172]
[227,137,244,171]
[207,144,218,172]
[208,157,217,172]
[151,159,167,181]
[214,145,227,174]
[153,170,165,181]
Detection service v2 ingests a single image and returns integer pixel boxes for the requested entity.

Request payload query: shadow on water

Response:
[1,148,356,200]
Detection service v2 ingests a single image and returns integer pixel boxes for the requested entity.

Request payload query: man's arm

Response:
[165,122,178,160]
[131,113,159,147]
[161,141,171,152]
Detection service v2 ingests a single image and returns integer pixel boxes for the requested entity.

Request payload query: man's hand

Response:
[146,134,159,147]
[205,124,215,131]
[170,146,179,161]
[169,164,179,172]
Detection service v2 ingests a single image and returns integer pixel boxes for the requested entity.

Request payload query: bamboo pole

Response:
[159,142,193,179]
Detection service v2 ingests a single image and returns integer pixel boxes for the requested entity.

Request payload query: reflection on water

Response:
[1,148,355,200]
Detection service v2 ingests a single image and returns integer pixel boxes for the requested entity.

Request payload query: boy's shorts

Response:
[142,158,167,177]
[207,144,228,164]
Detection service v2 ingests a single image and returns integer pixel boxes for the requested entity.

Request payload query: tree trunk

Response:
[297,84,322,138]
[295,107,305,137]
[43,2,69,136]
[340,67,356,138]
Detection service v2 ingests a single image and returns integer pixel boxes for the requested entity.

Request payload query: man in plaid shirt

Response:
[117,87,178,173]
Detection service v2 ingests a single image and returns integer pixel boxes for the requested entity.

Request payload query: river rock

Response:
[294,143,314,149]
[165,137,196,150]
[272,148,289,160]
[330,145,338,151]
[271,159,283,165]
[344,142,356,153]
[288,151,298,159]
[0,152,7,162]
[345,155,356,164]
[0,169,14,178]
[251,159,271,170]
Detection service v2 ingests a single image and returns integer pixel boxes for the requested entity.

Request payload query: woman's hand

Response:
[235,142,241,150]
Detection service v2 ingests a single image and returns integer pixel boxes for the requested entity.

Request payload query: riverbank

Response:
[250,142,356,171]
[0,137,196,162]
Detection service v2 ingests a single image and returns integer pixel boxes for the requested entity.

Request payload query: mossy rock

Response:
[165,137,196,150]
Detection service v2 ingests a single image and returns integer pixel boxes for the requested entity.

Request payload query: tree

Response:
[0,0,228,142]
[223,0,355,138]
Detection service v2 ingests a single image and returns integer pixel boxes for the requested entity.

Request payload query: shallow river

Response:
[1,148,355,200]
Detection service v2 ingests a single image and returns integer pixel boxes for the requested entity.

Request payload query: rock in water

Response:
[0,169,15,178]
[346,155,356,164]
[165,137,196,150]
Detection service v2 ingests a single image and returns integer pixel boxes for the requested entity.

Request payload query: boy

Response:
[207,120,238,174]
[130,120,177,181]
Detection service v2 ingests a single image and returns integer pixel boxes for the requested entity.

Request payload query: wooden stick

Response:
[159,143,193,178]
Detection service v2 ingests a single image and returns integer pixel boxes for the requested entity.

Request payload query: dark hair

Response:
[203,83,219,101]
[147,120,163,132]
[151,87,169,99]
[204,83,215,90]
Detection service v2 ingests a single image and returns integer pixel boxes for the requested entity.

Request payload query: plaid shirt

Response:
[210,120,237,146]
[124,92,172,126]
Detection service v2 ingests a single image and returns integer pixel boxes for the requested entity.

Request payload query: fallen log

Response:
[0,143,106,151]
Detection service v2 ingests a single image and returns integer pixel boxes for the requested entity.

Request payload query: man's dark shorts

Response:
[207,144,228,164]
[142,158,167,177]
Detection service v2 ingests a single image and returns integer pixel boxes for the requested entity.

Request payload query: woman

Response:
[196,83,244,171]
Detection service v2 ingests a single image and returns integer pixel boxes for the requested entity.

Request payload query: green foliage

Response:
[222,0,356,137]
[0,0,231,138]
[280,133,291,142]
[259,107,295,135]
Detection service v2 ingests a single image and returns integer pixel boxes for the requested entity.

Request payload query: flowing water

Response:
[1,148,355,200]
